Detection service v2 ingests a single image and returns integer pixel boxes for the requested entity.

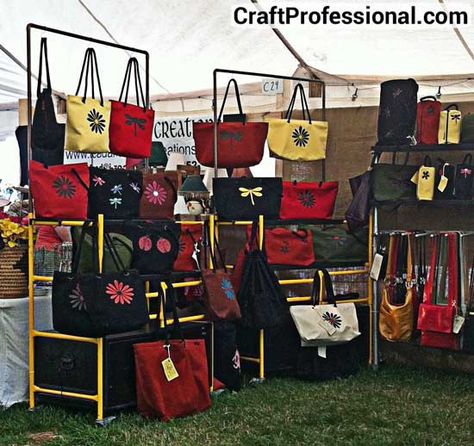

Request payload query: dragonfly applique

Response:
[125,114,146,136]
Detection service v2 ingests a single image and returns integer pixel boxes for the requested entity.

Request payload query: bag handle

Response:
[217,78,244,123]
[118,57,147,110]
[447,233,459,310]
[420,96,438,102]
[423,155,432,166]
[461,153,473,165]
[71,220,94,274]
[310,269,336,305]
[37,37,52,96]
[201,221,226,272]
[423,235,439,305]
[285,83,312,124]
[467,253,474,313]
[75,48,104,106]
[384,234,399,282]
[161,281,185,343]
[445,104,459,111]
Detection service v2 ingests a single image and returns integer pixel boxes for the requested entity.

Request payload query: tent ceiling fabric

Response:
[1,0,474,108]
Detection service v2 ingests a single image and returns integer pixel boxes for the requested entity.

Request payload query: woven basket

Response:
[0,244,28,298]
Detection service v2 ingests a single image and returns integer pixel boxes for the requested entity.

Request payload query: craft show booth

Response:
[0,23,473,425]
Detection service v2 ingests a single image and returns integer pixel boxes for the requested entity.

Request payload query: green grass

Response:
[1,365,474,446]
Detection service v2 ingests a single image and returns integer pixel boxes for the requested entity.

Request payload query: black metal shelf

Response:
[373,143,474,153]
[374,199,474,208]
[272,261,367,271]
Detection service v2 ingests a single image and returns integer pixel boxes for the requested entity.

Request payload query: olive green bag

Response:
[371,154,417,203]
[71,227,133,273]
[303,225,368,265]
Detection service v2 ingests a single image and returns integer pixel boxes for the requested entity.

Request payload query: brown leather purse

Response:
[379,233,415,342]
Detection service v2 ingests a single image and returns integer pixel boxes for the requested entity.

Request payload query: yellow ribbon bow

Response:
[239,187,263,206]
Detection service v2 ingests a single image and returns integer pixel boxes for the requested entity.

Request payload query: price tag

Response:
[453,315,465,334]
[161,345,179,382]
[370,253,385,280]
[438,175,448,192]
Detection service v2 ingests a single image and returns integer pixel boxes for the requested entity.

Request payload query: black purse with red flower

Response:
[126,221,180,275]
[52,222,149,337]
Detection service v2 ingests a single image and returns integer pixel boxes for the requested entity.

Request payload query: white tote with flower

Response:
[267,83,328,161]
[65,48,111,153]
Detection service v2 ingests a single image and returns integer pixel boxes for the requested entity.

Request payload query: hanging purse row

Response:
[65,48,154,157]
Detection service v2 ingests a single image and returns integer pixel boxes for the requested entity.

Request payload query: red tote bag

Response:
[280,181,338,220]
[173,224,203,272]
[109,58,154,158]
[416,96,441,145]
[418,233,459,350]
[247,226,315,266]
[134,339,211,421]
[193,79,267,168]
[139,171,177,219]
[29,160,89,219]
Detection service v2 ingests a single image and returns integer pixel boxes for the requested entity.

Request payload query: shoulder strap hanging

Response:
[118,57,147,110]
[467,254,474,313]
[217,78,244,123]
[461,153,473,165]
[285,83,312,124]
[420,96,438,102]
[445,104,459,111]
[37,37,52,96]
[423,155,432,166]
[384,234,399,282]
[75,48,104,106]
[447,232,459,310]
[423,235,439,304]
[71,221,94,274]
[162,281,185,341]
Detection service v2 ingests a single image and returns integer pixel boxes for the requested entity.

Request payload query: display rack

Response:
[371,143,474,368]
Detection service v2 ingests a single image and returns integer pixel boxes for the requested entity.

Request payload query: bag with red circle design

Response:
[280,181,338,220]
[126,221,180,274]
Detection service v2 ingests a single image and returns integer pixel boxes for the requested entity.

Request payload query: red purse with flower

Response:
[109,57,154,158]
[29,160,90,219]
[139,171,178,219]
[280,181,338,220]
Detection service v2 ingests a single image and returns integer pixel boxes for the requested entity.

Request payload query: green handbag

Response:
[371,156,417,202]
[461,113,474,143]
[303,225,368,265]
[71,227,133,273]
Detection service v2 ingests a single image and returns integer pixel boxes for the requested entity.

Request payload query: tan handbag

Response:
[268,83,327,161]
[65,48,111,153]
[379,234,415,342]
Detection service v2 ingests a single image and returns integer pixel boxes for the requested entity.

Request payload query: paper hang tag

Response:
[370,253,386,280]
[453,315,465,334]
[410,171,419,185]
[317,346,327,358]
[318,319,337,336]
[161,345,179,382]
[438,175,448,192]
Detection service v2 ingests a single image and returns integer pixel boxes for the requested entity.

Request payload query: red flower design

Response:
[106,280,134,305]
[144,181,167,205]
[156,238,171,254]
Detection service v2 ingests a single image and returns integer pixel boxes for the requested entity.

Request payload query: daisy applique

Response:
[106,280,134,305]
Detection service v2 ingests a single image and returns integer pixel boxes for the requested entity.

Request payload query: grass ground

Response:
[1,365,474,446]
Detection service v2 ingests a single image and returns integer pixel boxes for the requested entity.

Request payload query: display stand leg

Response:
[371,207,379,370]
[28,215,35,410]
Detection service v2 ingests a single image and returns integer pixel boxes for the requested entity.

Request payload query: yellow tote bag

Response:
[438,104,461,144]
[65,48,110,153]
[411,156,435,201]
[268,83,328,161]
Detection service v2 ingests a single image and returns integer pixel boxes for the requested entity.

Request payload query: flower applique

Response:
[87,109,106,134]
[322,311,342,329]
[292,126,310,148]
[53,176,76,199]
[106,280,134,305]
[422,170,430,180]
[144,181,167,205]
[69,283,86,311]
[298,190,315,208]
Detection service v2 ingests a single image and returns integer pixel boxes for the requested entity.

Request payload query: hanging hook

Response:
[436,86,442,99]
[351,84,358,101]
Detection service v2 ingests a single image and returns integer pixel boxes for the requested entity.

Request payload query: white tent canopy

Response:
[1,0,474,116]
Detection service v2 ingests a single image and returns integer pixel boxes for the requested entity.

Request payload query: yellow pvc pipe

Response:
[97,338,104,421]
[33,330,99,344]
[28,214,35,410]
[97,214,104,274]
[209,214,215,269]
[32,275,54,282]
[259,329,265,379]
[240,356,260,364]
[33,386,99,401]
[30,220,88,227]
[172,280,202,289]
[286,297,312,303]
[165,314,205,325]
[216,221,254,226]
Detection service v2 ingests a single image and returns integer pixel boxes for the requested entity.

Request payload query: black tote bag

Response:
[213,177,282,220]
[454,154,473,200]
[434,160,456,200]
[376,79,418,146]
[31,38,65,166]
[214,321,241,391]
[88,167,143,218]
[125,220,180,275]
[237,240,289,329]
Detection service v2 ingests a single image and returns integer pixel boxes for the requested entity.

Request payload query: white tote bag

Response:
[290,269,360,347]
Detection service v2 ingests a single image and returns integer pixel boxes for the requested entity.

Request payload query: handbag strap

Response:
[445,104,459,111]
[217,78,244,123]
[420,96,438,102]
[37,37,52,96]
[75,48,104,106]
[202,221,226,272]
[285,83,312,124]
[71,220,94,274]
[161,281,184,343]
[447,233,459,310]
[310,269,336,305]
[384,234,399,282]
[118,57,147,109]
[423,155,432,167]
[423,235,439,304]
[467,253,474,313]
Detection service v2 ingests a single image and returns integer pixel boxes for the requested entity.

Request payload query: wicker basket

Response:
[0,244,28,298]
